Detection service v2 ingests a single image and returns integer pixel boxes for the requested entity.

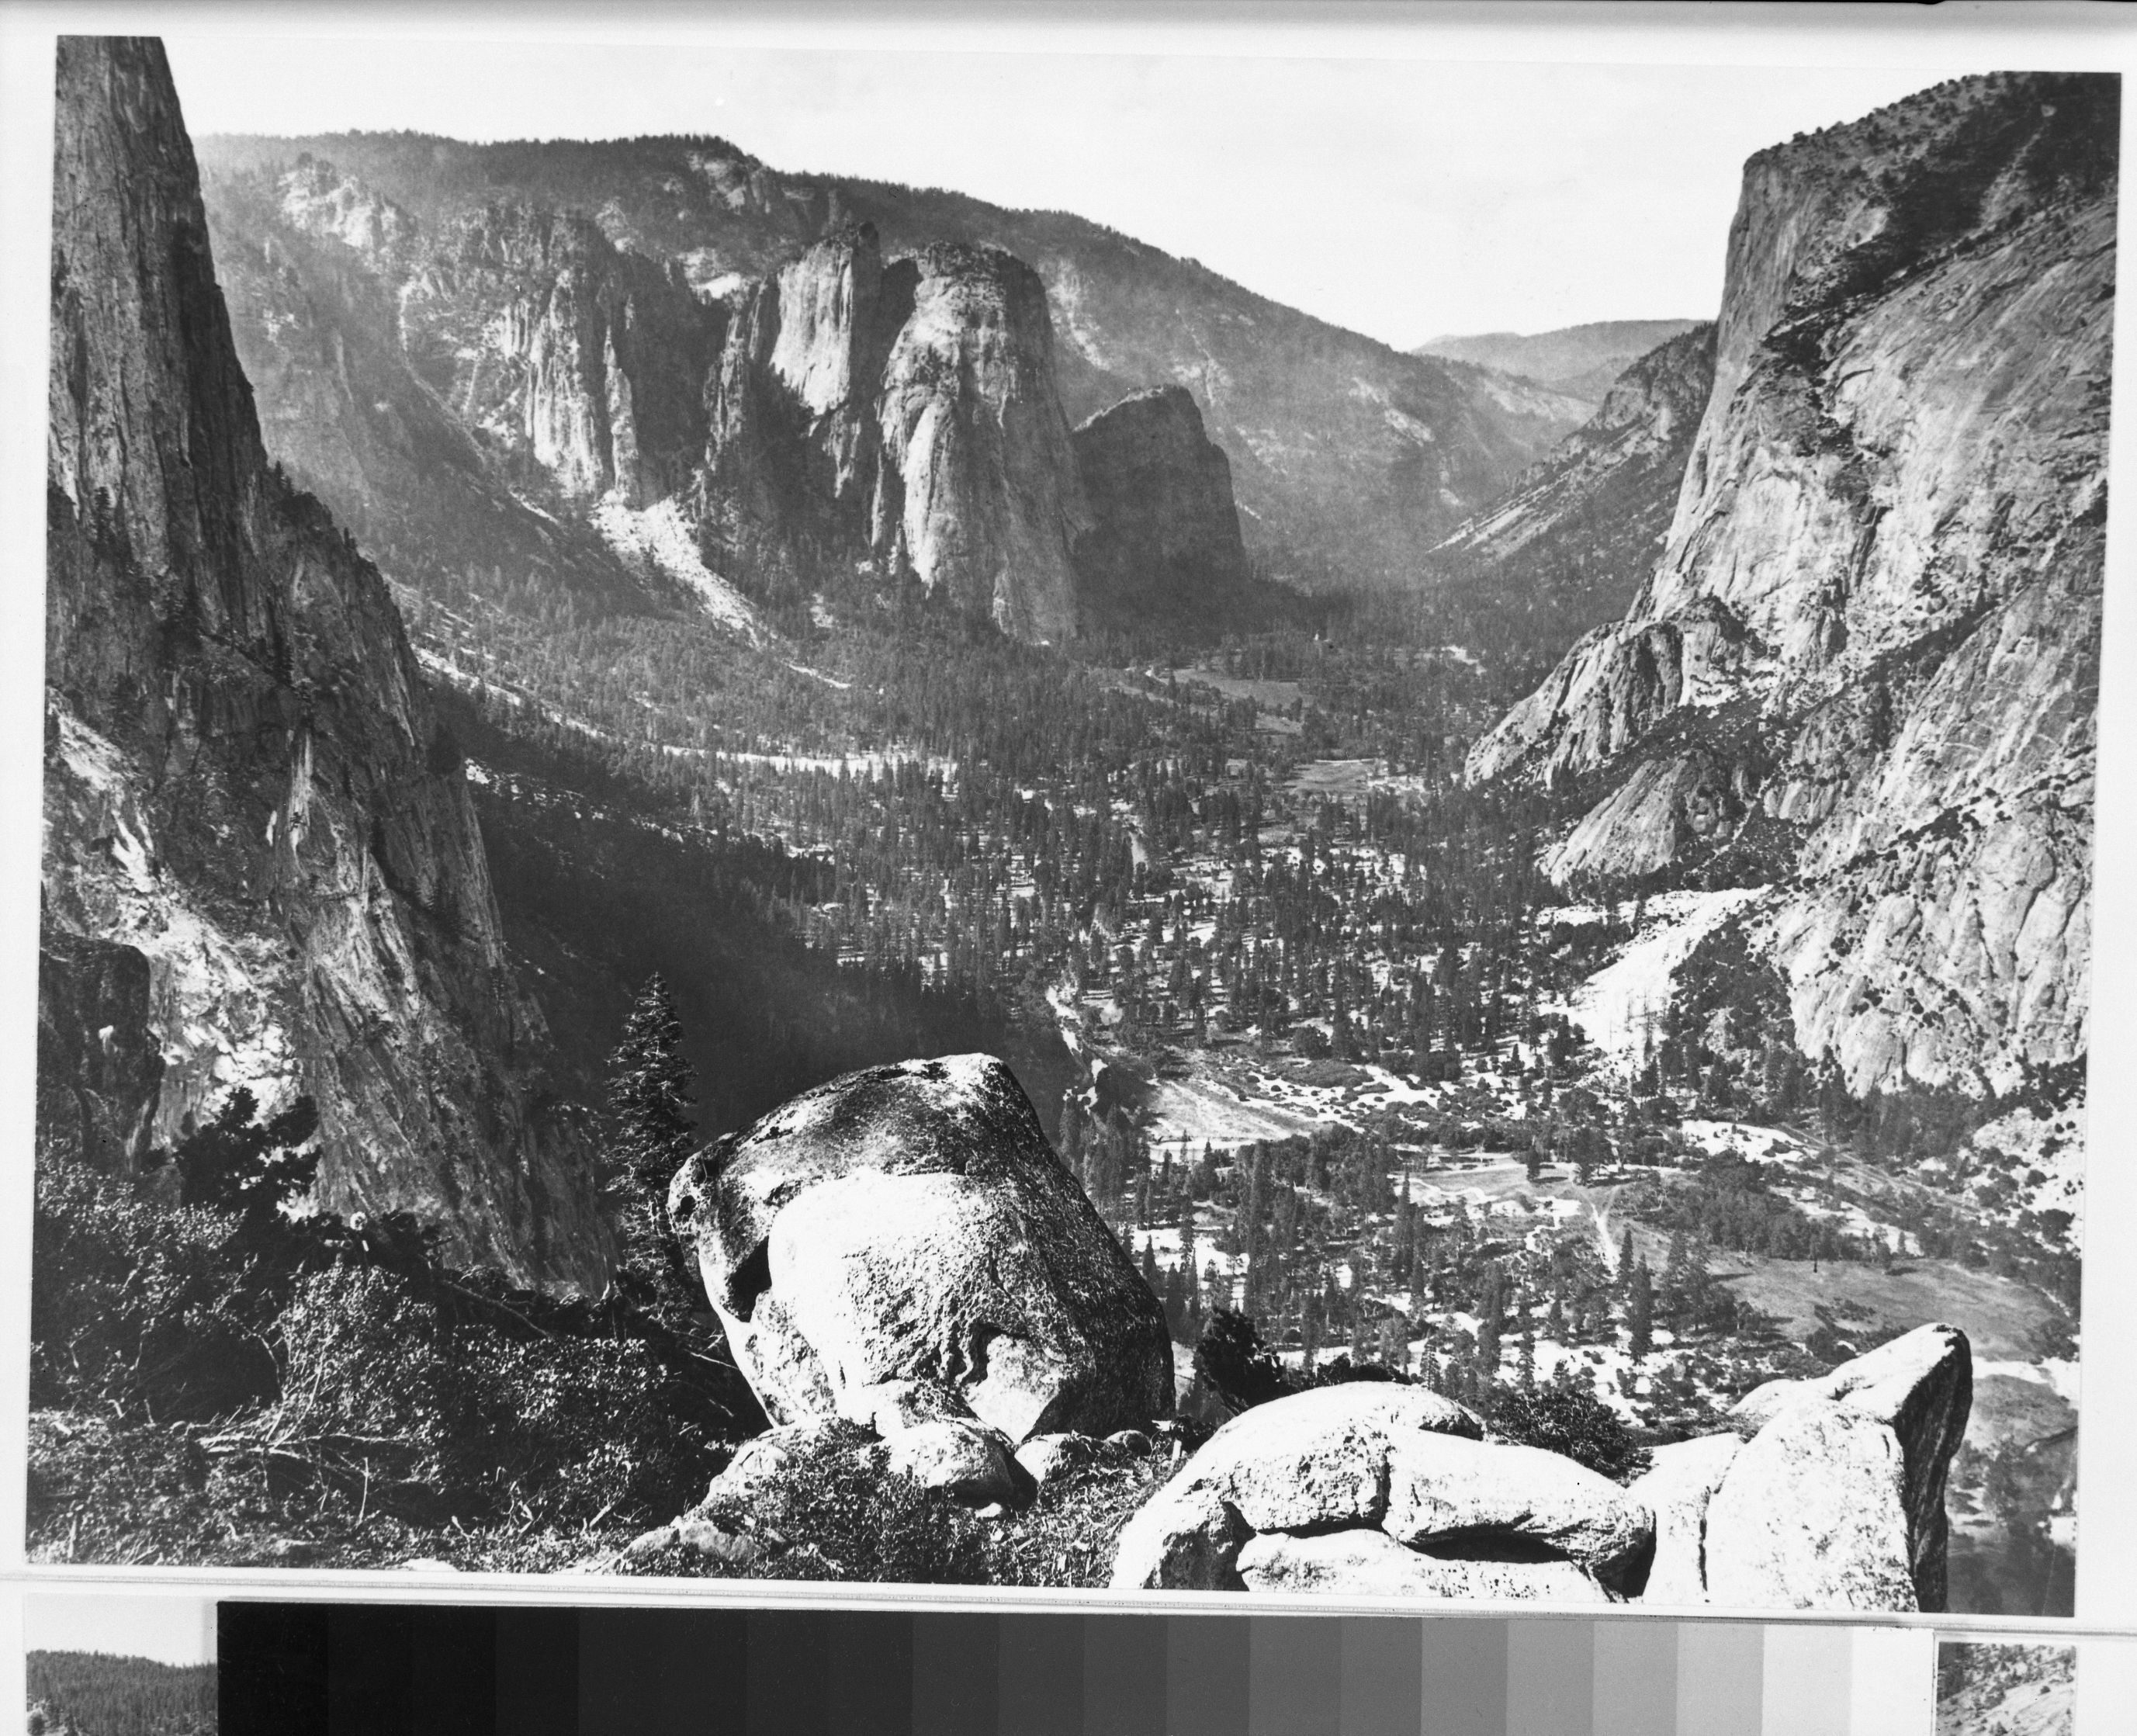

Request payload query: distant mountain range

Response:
[1425,323,1716,681]
[1414,320,1706,405]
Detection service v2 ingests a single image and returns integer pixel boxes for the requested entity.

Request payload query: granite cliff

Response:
[1071,385,1252,625]
[194,130,1590,597]
[701,225,1089,639]
[43,37,605,1286]
[207,173,1256,644]
[1467,74,2116,1097]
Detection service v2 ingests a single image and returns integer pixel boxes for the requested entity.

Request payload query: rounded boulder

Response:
[669,1055,1173,1443]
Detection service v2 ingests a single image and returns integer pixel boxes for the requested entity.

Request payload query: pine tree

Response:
[606,974,700,1302]
[1626,1259,1655,1359]
[1475,1263,1504,1377]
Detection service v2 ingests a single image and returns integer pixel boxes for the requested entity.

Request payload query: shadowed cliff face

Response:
[1071,385,1252,626]
[1467,73,2116,1097]
[43,37,606,1287]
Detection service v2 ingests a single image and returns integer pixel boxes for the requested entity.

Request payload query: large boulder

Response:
[1235,1530,1612,1603]
[1382,1433,1651,1583]
[883,1419,1023,1507]
[1728,1322,1969,1609]
[1623,1431,1742,1606]
[1702,1406,1917,1610]
[668,1055,1172,1443]
[1112,1381,1654,1597]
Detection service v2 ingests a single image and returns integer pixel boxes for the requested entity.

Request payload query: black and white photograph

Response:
[18,15,2114,1614]
[1936,1639,2076,1736]
[23,1592,217,1736]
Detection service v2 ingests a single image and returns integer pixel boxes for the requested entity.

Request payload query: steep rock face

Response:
[275,151,418,264]
[1467,74,2115,1095]
[36,930,165,1171]
[43,37,604,1287]
[879,244,1088,641]
[206,159,674,618]
[1729,1322,1971,1610]
[1070,385,1251,623]
[397,202,723,505]
[701,226,1089,640]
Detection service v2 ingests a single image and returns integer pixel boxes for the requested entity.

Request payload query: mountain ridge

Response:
[1415,320,1707,404]
[194,128,1591,596]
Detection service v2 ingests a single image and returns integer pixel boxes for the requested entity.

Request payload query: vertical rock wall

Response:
[43,36,606,1287]
[1467,74,2116,1096]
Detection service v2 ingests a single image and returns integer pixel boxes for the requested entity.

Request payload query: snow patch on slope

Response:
[1558,887,1769,1076]
[592,493,766,643]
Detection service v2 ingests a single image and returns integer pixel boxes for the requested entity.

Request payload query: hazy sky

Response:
[24,1593,216,1666]
[162,35,1961,348]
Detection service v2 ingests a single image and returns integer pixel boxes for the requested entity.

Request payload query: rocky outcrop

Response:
[1703,1406,1917,1610]
[43,38,604,1286]
[667,1054,1173,1442]
[1622,1431,1741,1606]
[1113,1324,1969,1610]
[1109,1381,1653,1597]
[878,243,1089,639]
[1467,74,2115,1097]
[275,151,418,265]
[1727,1321,1971,1609]
[700,226,1089,639]
[1070,385,1250,623]
[1639,1323,1968,1610]
[401,203,722,506]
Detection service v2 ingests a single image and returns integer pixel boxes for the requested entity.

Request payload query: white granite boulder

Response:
[1702,1405,1918,1610]
[1623,1432,1743,1606]
[1110,1381,1658,1597]
[1727,1322,1970,1609]
[669,1055,1173,1443]
[1236,1530,1613,1603]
